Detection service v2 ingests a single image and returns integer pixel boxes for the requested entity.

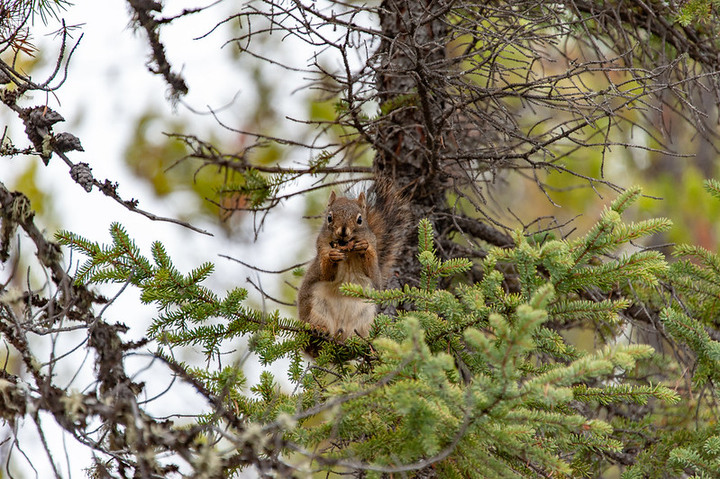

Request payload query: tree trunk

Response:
[374,0,451,285]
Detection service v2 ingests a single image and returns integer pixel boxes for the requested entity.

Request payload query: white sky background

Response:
[0,0,365,477]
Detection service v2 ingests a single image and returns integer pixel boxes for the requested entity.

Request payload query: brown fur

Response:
[297,183,408,340]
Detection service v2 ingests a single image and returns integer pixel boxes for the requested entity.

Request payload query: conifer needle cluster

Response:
[56,186,720,477]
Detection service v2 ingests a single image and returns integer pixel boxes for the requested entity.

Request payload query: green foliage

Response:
[664,179,720,386]
[229,168,279,208]
[123,113,288,224]
[637,167,720,248]
[615,180,720,477]
[644,178,720,444]
[668,433,720,478]
[124,114,198,198]
[55,223,312,366]
[11,160,49,218]
[379,92,419,116]
[676,0,720,26]
[322,209,678,477]
[60,187,720,477]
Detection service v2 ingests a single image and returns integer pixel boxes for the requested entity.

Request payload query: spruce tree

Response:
[2,1,720,478]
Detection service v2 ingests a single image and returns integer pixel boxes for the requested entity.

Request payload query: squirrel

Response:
[297,180,409,340]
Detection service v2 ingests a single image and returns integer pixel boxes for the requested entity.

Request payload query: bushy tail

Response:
[367,178,411,283]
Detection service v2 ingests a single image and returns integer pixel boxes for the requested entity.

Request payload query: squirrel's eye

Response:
[357,214,363,225]
[327,213,333,223]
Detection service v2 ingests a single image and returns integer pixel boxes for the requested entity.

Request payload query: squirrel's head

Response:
[325,191,368,246]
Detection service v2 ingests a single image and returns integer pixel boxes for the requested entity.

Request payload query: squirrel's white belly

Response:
[310,269,376,338]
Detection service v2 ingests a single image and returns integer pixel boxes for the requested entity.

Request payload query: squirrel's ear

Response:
[328,191,337,205]
[357,192,366,208]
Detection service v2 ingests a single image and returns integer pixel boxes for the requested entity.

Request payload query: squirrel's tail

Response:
[368,178,412,283]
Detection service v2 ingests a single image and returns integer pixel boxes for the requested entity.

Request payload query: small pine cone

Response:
[27,106,64,127]
[52,132,84,153]
[70,162,94,192]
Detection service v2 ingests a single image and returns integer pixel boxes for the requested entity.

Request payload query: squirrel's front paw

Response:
[328,249,346,262]
[353,239,369,252]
